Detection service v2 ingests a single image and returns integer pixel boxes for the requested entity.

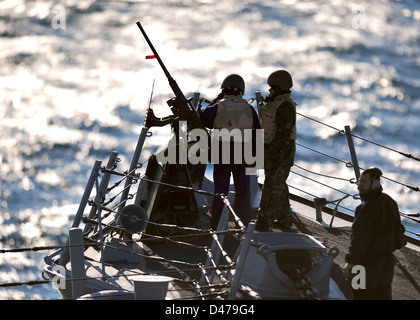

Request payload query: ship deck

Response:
[77,195,419,300]
[286,198,420,300]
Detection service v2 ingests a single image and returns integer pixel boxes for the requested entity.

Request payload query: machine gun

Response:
[136,20,207,133]
[134,21,209,235]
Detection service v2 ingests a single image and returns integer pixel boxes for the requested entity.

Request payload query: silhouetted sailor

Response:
[200,74,260,229]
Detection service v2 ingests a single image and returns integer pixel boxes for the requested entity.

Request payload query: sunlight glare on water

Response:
[0,0,419,299]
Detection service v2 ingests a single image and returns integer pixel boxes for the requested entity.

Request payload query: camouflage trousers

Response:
[256,139,295,230]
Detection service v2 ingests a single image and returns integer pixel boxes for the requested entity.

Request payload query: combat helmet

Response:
[267,70,293,90]
[221,74,245,93]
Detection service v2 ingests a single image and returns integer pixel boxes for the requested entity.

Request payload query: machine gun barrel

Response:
[136,20,205,130]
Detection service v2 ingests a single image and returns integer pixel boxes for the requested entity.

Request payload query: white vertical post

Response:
[314,198,324,223]
[95,173,106,279]
[71,161,102,228]
[195,193,233,298]
[344,125,361,182]
[83,151,118,234]
[255,90,262,116]
[69,228,86,299]
[58,160,102,266]
[228,222,256,300]
[118,127,149,211]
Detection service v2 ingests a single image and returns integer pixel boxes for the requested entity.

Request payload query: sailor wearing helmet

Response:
[200,74,260,229]
[256,69,297,231]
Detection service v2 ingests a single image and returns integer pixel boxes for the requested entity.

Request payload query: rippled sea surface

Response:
[1,0,419,299]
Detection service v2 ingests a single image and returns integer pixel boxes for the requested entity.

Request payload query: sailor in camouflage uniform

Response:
[256,70,297,231]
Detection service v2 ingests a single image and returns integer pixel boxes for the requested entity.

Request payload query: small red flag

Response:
[146,55,156,59]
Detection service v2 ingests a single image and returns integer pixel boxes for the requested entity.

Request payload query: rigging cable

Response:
[297,111,420,162]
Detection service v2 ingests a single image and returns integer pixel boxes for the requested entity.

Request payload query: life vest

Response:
[259,94,297,144]
[213,95,254,142]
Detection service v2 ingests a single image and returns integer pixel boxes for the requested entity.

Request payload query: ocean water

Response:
[0,0,419,299]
